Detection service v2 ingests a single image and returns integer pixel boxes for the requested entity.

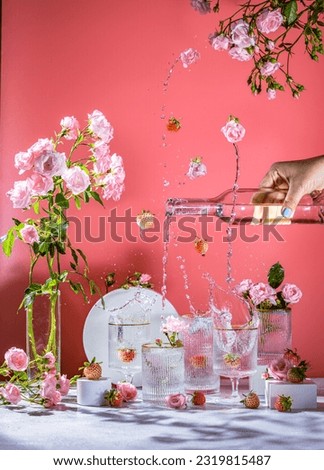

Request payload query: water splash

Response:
[176,255,196,314]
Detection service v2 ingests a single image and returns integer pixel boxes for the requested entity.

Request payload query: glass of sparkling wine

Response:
[214,326,258,402]
[108,309,150,383]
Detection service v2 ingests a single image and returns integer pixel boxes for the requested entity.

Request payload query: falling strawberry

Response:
[80,357,102,380]
[223,353,241,369]
[241,390,260,409]
[166,117,181,132]
[274,394,293,412]
[104,389,123,408]
[191,391,206,406]
[118,348,136,363]
[283,348,301,366]
[194,237,208,256]
[189,355,208,369]
[287,360,309,383]
[136,210,155,230]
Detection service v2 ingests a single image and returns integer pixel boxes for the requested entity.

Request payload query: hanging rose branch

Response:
[191,0,324,98]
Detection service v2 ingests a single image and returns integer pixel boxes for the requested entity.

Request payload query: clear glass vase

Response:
[182,314,218,393]
[26,290,61,377]
[257,308,292,365]
[141,343,184,404]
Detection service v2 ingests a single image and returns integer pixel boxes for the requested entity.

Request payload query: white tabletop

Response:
[1,379,324,451]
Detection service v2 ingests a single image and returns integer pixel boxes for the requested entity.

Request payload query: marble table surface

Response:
[1,379,324,451]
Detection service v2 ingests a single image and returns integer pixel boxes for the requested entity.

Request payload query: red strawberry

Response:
[274,394,293,412]
[223,353,241,369]
[287,360,309,383]
[189,355,208,369]
[81,358,102,380]
[166,117,181,132]
[104,389,123,408]
[194,238,208,256]
[191,391,206,406]
[283,348,301,366]
[241,390,260,409]
[136,210,155,230]
[118,348,136,363]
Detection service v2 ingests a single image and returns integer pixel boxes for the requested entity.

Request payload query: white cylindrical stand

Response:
[77,377,111,407]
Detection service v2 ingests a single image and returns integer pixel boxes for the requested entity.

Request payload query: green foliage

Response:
[268,262,285,289]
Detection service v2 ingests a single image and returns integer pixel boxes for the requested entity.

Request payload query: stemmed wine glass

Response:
[211,287,258,403]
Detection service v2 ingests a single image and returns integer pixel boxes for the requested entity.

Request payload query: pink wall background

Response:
[1,0,323,376]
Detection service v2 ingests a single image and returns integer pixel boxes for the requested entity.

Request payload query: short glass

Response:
[257,308,292,365]
[141,343,184,404]
[182,314,219,393]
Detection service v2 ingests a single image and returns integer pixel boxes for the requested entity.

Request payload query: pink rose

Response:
[20,224,39,244]
[41,374,62,407]
[29,138,54,159]
[1,383,22,405]
[34,150,67,177]
[62,166,90,195]
[260,61,281,76]
[7,179,32,209]
[43,352,56,368]
[221,119,246,144]
[28,173,54,196]
[186,159,207,180]
[267,89,277,100]
[281,284,302,304]
[256,9,283,34]
[5,347,29,371]
[234,279,254,296]
[262,372,270,380]
[14,150,34,175]
[165,393,187,409]
[88,109,114,143]
[228,46,253,62]
[116,382,138,402]
[102,181,125,201]
[190,0,211,15]
[139,273,151,284]
[60,116,79,140]
[43,389,62,408]
[58,374,70,396]
[180,48,200,68]
[210,34,230,51]
[231,20,255,48]
[268,357,290,380]
[161,315,186,334]
[249,282,277,306]
[94,156,112,174]
[266,40,275,51]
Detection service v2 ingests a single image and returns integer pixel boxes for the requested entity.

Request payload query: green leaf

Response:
[12,218,22,226]
[84,191,90,203]
[33,200,40,214]
[2,228,15,257]
[76,248,89,269]
[283,1,298,25]
[74,195,81,210]
[55,192,70,209]
[268,262,285,289]
[90,191,104,207]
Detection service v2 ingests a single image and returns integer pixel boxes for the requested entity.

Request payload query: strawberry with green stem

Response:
[79,357,102,380]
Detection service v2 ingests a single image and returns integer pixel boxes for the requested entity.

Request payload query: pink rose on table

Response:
[180,48,200,68]
[7,179,32,209]
[210,34,230,51]
[41,374,62,407]
[231,20,255,48]
[249,282,277,306]
[139,273,151,284]
[116,382,137,402]
[256,9,283,34]
[29,173,54,196]
[60,116,79,140]
[268,357,290,380]
[5,347,29,371]
[20,224,39,244]
[34,150,67,177]
[88,109,114,143]
[1,383,22,405]
[58,374,70,396]
[62,166,90,195]
[165,393,187,409]
[234,279,253,295]
[43,352,56,368]
[14,150,34,175]
[29,138,54,160]
[229,47,253,62]
[260,61,281,76]
[221,118,246,144]
[282,284,302,304]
